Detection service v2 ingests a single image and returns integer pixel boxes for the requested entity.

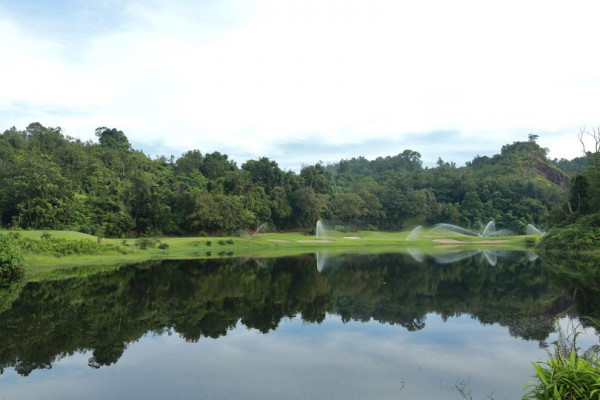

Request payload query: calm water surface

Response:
[0,251,599,399]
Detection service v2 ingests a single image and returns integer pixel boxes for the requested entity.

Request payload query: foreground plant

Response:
[524,319,600,399]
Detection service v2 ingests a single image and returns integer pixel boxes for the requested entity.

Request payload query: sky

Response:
[1,0,600,170]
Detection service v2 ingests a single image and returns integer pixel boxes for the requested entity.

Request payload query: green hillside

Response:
[0,123,570,237]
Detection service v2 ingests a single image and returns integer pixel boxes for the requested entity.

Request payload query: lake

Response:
[0,251,599,399]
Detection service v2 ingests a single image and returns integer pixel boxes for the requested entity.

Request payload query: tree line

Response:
[0,123,572,237]
[540,127,600,250]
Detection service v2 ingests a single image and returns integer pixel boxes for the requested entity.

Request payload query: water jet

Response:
[525,224,545,236]
[406,226,424,240]
[316,220,327,238]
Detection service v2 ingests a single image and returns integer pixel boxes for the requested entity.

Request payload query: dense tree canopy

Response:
[0,123,572,236]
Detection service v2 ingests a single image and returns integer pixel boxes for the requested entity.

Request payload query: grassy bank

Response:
[1,229,536,281]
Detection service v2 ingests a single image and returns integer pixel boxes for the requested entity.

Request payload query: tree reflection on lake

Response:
[0,251,598,399]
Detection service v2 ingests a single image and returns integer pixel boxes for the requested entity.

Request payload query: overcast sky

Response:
[1,0,599,170]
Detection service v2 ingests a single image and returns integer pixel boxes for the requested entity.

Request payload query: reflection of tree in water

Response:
[88,342,126,369]
[0,252,597,375]
[542,252,600,321]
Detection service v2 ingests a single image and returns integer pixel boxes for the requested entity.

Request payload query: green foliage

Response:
[524,353,600,399]
[524,321,600,399]
[0,124,572,237]
[95,127,130,150]
[135,238,160,250]
[540,224,600,251]
[18,237,129,256]
[553,156,591,174]
[158,243,169,250]
[524,237,537,248]
[0,235,25,285]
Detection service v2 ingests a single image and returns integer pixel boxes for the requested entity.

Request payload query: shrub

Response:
[135,238,160,250]
[218,240,226,245]
[226,239,234,245]
[540,224,600,251]
[158,243,169,250]
[0,235,25,285]
[206,241,212,246]
[41,232,52,240]
[18,237,130,256]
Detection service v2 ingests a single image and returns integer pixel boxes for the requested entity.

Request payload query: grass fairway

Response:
[1,229,536,281]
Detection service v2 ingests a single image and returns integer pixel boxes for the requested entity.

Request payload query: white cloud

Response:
[1,0,600,168]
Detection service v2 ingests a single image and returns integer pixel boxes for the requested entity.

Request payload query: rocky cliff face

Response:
[532,155,570,189]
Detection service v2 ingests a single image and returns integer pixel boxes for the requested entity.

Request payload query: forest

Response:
[0,122,597,240]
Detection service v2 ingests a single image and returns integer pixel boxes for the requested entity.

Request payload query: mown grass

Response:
[1,228,533,281]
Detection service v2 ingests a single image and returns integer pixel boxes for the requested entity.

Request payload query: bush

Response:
[18,237,129,256]
[226,239,234,245]
[135,238,160,250]
[0,235,25,285]
[158,243,169,250]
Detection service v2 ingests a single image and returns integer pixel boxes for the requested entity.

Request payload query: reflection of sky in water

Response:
[1,314,598,400]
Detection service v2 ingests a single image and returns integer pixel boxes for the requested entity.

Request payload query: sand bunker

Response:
[476,240,509,243]
[433,238,466,243]
[268,239,291,243]
[434,244,466,249]
[298,240,334,243]
[343,236,361,240]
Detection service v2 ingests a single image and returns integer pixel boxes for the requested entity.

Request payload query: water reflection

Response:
[0,251,598,398]
[405,247,522,266]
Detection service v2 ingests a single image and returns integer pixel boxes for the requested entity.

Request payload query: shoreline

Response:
[0,229,539,281]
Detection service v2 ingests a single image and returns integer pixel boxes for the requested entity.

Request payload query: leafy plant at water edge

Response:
[0,235,25,285]
[523,353,600,399]
[524,320,600,399]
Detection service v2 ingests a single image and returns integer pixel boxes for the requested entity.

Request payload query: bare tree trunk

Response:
[578,126,600,168]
